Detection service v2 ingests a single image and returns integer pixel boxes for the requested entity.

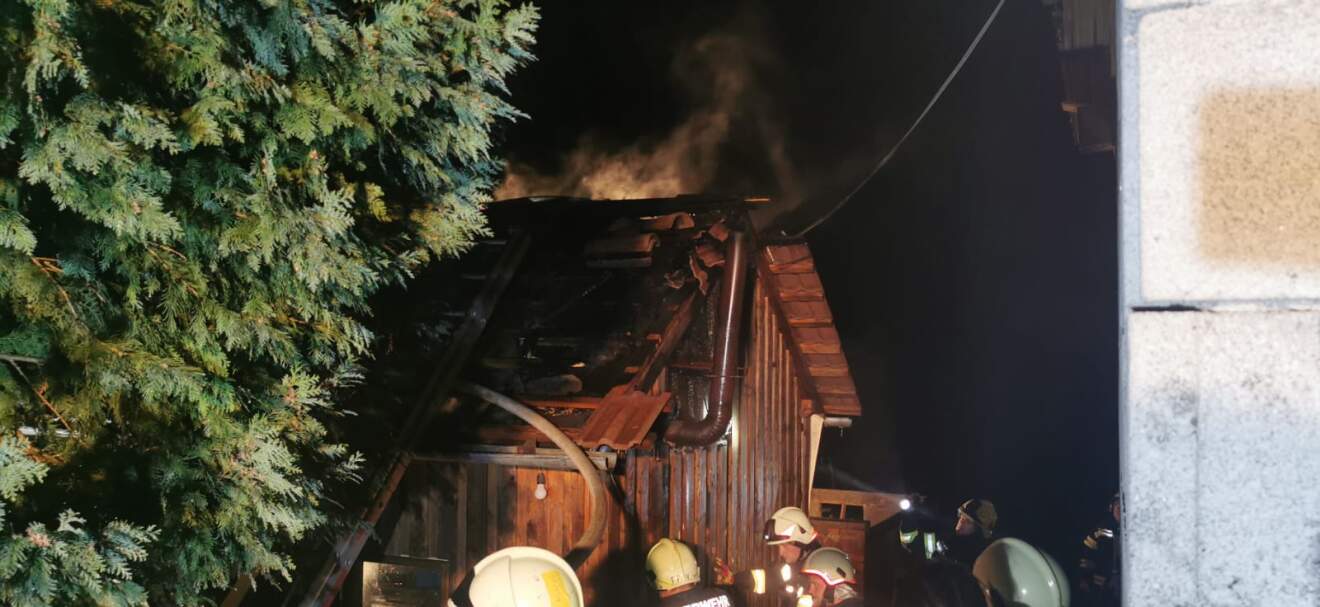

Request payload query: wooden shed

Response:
[290,196,864,607]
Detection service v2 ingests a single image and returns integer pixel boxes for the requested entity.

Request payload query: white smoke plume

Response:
[497,26,798,202]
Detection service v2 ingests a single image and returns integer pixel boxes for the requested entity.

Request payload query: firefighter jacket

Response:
[659,585,739,607]
[944,533,990,567]
[1077,523,1120,605]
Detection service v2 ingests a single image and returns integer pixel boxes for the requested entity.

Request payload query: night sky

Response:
[499,0,1118,570]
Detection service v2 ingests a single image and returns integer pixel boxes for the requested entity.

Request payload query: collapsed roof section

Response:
[424,195,862,453]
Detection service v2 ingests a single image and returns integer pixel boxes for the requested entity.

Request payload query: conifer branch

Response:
[0,0,540,601]
[4,359,76,438]
[30,257,78,321]
[31,385,73,436]
[150,243,187,260]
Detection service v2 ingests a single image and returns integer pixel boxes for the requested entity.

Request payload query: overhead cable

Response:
[791,0,1007,237]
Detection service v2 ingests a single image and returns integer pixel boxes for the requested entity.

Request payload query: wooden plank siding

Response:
[371,277,813,606]
[811,519,869,590]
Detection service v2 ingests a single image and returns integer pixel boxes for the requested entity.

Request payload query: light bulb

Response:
[534,473,547,500]
[899,498,912,511]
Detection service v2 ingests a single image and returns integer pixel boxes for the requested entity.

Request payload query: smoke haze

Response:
[496,20,799,203]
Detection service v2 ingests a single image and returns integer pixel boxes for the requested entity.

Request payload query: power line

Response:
[790,0,1007,238]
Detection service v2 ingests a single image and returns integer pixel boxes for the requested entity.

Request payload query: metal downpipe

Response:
[665,230,750,446]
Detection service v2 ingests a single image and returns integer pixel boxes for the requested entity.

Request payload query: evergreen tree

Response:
[0,1,537,604]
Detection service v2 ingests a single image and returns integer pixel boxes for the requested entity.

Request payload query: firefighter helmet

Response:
[973,538,1070,607]
[763,506,818,546]
[801,547,857,587]
[467,546,584,607]
[646,538,701,591]
[958,499,998,537]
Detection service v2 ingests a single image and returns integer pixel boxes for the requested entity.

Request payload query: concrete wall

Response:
[1120,1,1320,605]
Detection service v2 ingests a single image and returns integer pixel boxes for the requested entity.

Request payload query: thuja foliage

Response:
[0,0,537,604]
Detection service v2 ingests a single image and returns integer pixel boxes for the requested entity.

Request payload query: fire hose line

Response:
[456,382,608,554]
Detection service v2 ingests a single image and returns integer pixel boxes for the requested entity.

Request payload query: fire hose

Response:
[456,382,607,555]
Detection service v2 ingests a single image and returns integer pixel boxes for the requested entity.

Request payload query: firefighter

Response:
[946,498,997,566]
[1076,493,1121,607]
[898,509,946,562]
[763,506,823,600]
[646,538,738,607]
[799,547,864,606]
[455,546,584,607]
[973,538,1071,607]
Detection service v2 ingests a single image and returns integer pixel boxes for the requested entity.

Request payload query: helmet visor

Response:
[763,518,790,544]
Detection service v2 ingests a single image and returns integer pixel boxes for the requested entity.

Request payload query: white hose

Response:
[457,382,607,553]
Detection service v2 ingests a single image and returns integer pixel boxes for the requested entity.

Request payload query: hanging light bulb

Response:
[534,473,548,500]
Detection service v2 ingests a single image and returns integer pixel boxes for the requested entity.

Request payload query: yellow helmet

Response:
[646,538,701,591]
[467,546,584,607]
[973,538,1070,607]
[763,506,818,546]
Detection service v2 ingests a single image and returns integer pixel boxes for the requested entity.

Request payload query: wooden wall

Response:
[810,488,904,528]
[372,278,814,607]
[811,519,869,589]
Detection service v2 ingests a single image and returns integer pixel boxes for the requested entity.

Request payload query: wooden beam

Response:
[517,395,674,413]
[411,446,616,471]
[666,360,713,372]
[516,396,603,410]
[820,395,863,417]
[774,273,825,302]
[295,233,532,607]
[627,288,699,393]
[782,300,833,327]
[768,259,815,274]
[808,366,850,378]
[472,424,583,446]
[797,340,842,354]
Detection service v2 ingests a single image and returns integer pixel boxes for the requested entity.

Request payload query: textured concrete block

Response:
[1124,0,1249,11]
[1126,311,1320,606]
[1135,1,1320,302]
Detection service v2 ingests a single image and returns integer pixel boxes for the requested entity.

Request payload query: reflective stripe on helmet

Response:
[541,570,572,607]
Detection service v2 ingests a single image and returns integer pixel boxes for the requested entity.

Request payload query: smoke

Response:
[497,20,800,202]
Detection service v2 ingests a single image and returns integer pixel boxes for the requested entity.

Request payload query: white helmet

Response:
[973,538,1070,607]
[763,506,818,546]
[467,546,584,607]
[646,538,701,591]
[800,547,857,587]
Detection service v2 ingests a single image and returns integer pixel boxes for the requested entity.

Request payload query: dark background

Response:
[499,0,1118,571]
